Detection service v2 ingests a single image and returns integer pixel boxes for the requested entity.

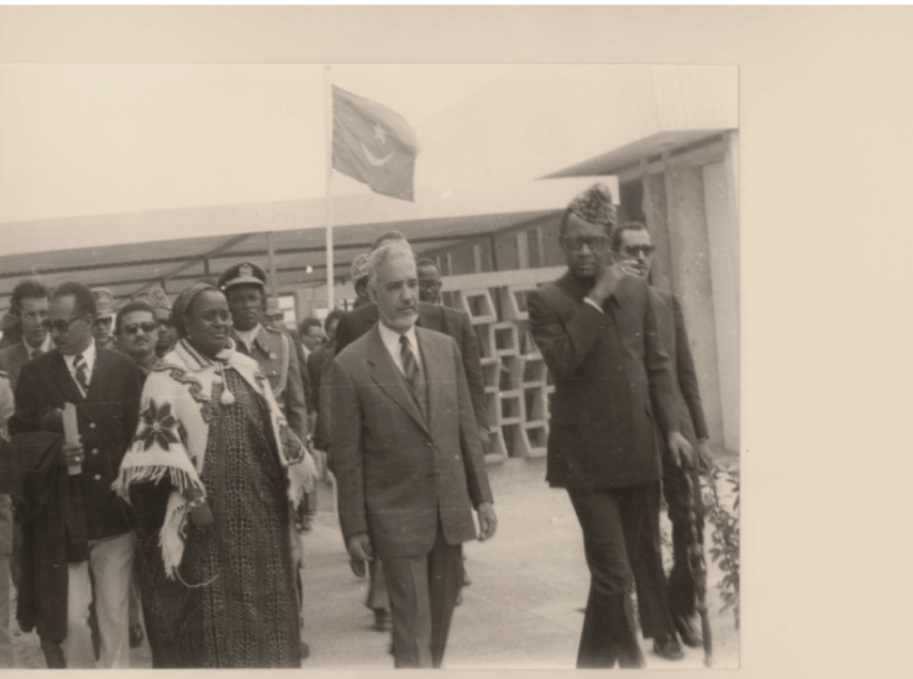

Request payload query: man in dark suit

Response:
[9,281,142,668]
[527,183,692,668]
[611,221,713,648]
[0,280,53,596]
[328,243,496,668]
[0,279,53,392]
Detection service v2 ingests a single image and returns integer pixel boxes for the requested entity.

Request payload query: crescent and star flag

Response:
[332,85,420,201]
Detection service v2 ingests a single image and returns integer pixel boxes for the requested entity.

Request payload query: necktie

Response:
[399,335,420,392]
[73,353,90,394]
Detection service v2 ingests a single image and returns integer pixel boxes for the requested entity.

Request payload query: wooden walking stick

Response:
[681,459,713,667]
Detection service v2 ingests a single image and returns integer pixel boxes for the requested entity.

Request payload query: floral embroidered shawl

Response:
[113,338,316,578]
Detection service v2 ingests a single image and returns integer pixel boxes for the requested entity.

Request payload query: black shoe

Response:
[653,635,684,661]
[129,624,144,649]
[673,614,703,648]
[373,608,392,631]
[300,640,310,659]
[350,556,367,578]
[462,572,472,587]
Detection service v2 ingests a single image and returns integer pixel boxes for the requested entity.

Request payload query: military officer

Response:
[217,261,310,442]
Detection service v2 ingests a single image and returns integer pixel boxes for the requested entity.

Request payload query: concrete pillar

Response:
[666,165,726,449]
[703,131,741,452]
[641,167,673,292]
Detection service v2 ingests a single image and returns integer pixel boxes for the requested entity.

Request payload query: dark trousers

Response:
[381,519,463,668]
[568,482,674,668]
[662,460,705,619]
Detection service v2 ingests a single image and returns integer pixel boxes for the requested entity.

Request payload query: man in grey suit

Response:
[0,280,52,392]
[612,221,713,648]
[328,243,496,668]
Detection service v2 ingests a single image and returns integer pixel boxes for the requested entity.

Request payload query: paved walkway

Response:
[9,454,740,669]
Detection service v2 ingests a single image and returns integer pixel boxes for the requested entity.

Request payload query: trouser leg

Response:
[382,553,433,668]
[619,481,676,640]
[567,488,644,669]
[128,569,142,629]
[0,496,12,669]
[426,527,462,668]
[663,461,704,618]
[88,531,136,668]
[65,562,96,669]
[366,558,391,611]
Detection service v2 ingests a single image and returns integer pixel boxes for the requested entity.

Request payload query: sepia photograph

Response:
[0,4,910,677]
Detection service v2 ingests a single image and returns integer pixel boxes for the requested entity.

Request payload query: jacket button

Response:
[94,474,101,481]
[425,441,433,447]
[89,422,96,429]
[91,449,99,455]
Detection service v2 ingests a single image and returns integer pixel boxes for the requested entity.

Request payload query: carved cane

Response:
[681,459,713,667]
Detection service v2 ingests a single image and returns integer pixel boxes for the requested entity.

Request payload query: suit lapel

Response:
[48,351,85,404]
[86,349,113,402]
[366,326,429,435]
[13,343,29,375]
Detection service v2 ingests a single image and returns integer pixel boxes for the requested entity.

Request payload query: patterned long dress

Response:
[132,367,300,668]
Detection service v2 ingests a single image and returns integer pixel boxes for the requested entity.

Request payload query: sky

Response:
[0,63,513,224]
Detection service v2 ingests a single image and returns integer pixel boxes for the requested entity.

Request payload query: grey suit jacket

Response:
[328,325,493,559]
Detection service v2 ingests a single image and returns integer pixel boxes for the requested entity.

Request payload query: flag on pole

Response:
[332,85,420,201]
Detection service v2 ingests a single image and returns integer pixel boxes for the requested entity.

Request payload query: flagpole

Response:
[324,64,335,310]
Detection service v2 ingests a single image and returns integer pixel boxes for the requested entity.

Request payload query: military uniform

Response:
[217,262,310,443]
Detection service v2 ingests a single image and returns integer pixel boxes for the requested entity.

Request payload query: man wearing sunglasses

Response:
[8,281,142,668]
[612,221,713,650]
[115,302,160,377]
[527,183,691,668]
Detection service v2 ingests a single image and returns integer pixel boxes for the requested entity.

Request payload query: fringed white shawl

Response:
[113,338,316,579]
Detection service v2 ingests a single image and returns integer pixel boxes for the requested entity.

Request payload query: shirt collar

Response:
[25,334,52,358]
[377,321,421,371]
[63,339,97,373]
[235,324,262,351]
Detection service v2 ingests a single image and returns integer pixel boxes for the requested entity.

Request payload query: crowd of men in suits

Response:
[0,181,715,669]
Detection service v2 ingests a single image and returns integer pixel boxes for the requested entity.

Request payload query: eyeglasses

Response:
[41,315,87,334]
[157,319,174,329]
[121,322,158,336]
[418,280,442,291]
[622,244,655,257]
[560,235,610,251]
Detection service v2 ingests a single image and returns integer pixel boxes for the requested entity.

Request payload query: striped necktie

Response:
[73,353,90,394]
[399,335,420,392]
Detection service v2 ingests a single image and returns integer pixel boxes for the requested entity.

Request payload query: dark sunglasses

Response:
[122,322,158,336]
[157,318,174,329]
[560,235,610,251]
[418,280,442,291]
[41,315,88,334]
[621,244,655,257]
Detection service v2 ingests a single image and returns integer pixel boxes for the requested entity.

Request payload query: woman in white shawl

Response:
[114,282,316,668]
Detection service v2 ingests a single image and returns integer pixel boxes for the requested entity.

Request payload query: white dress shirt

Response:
[63,339,97,397]
[377,321,422,377]
[234,324,262,353]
